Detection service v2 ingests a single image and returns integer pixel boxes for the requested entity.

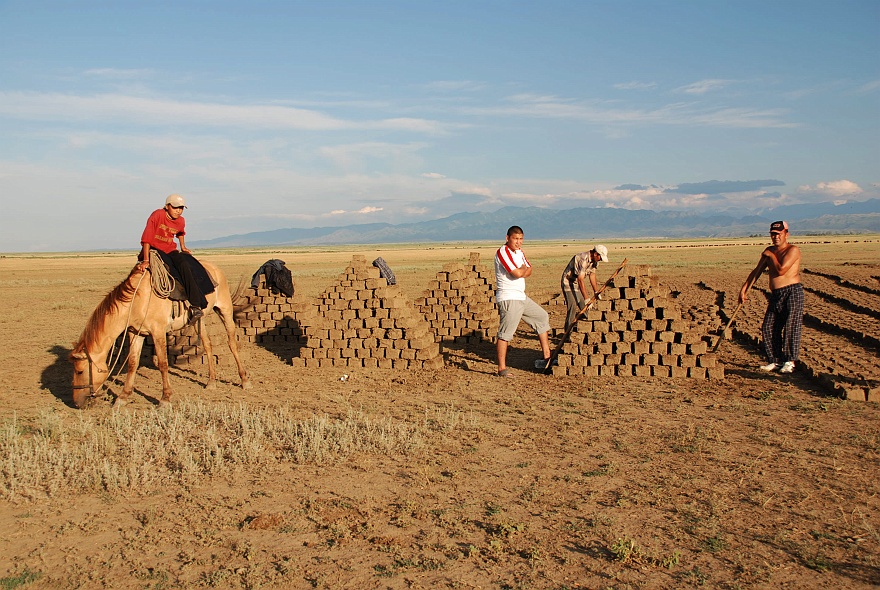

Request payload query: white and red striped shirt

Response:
[495,245,530,301]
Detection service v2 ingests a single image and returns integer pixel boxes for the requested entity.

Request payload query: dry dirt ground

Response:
[1,237,879,589]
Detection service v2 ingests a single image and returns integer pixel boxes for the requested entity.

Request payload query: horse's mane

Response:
[72,269,139,353]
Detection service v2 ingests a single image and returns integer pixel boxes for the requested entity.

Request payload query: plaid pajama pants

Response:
[762,283,804,364]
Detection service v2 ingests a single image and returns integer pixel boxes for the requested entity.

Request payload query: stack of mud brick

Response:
[291,255,443,369]
[154,274,317,367]
[415,252,499,344]
[553,264,723,379]
[235,274,318,346]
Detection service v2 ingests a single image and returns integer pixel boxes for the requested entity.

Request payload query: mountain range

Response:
[193,199,880,248]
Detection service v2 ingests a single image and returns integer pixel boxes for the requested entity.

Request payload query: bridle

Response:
[72,348,98,397]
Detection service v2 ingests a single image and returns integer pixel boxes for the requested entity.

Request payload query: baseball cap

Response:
[769,220,788,232]
[165,194,187,208]
[594,244,609,262]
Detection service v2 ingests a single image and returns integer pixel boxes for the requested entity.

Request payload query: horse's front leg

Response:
[114,332,145,408]
[151,331,175,408]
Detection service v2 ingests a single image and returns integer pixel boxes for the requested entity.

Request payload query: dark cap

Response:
[769,220,788,232]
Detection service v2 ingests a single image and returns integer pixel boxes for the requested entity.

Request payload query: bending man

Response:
[561,245,609,332]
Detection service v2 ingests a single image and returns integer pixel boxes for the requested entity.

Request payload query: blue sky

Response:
[1,0,878,251]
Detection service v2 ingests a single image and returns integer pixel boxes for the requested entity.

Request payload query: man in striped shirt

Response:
[494,226,551,377]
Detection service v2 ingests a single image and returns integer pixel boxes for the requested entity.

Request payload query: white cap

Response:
[594,244,609,262]
[165,194,187,208]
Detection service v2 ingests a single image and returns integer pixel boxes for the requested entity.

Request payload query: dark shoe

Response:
[188,307,204,325]
[497,368,515,378]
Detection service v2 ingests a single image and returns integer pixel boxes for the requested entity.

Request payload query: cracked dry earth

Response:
[0,237,878,589]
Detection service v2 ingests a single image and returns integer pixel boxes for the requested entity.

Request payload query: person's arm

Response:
[138,242,150,270]
[178,234,191,254]
[739,257,768,304]
[589,272,599,296]
[761,246,800,275]
[508,265,531,279]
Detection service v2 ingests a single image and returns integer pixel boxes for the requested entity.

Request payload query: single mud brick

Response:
[605,353,622,365]
[628,320,647,331]
[652,365,672,377]
[621,331,638,343]
[679,355,697,368]
[551,365,568,377]
[597,342,613,354]
[658,331,676,342]
[612,341,631,354]
[598,365,615,376]
[289,357,305,367]
[616,365,635,376]
[670,366,688,378]
[632,340,650,355]
[688,341,709,355]
[641,353,659,366]
[634,365,652,377]
[586,332,604,345]
[638,307,657,320]
[622,352,639,365]
[609,320,626,332]
[670,343,687,355]
[603,332,621,344]
[688,367,708,379]
[558,354,572,367]
[595,300,612,312]
[592,321,610,332]
[588,354,605,366]
[697,354,717,368]
[707,366,725,379]
[866,387,880,402]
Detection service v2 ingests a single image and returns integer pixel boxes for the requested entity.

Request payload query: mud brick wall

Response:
[415,252,499,344]
[291,255,443,370]
[553,264,724,379]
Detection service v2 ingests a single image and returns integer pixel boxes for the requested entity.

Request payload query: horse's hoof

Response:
[205,381,217,391]
[158,400,172,410]
[241,380,253,390]
[112,398,127,410]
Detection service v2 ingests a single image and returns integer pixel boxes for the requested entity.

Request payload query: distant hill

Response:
[192,199,880,248]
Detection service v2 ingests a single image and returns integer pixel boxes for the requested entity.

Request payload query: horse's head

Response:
[69,348,108,408]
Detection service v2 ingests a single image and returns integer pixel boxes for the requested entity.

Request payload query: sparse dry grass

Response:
[0,400,486,501]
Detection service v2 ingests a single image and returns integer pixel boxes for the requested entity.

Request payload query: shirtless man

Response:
[738,220,803,374]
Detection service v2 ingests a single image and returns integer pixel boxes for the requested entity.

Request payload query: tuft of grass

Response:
[0,569,42,590]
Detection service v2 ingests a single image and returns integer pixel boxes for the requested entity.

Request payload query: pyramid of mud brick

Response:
[158,275,318,367]
[235,275,319,345]
[552,264,724,379]
[291,255,442,370]
[415,252,498,344]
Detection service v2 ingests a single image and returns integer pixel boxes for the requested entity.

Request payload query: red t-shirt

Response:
[140,208,185,254]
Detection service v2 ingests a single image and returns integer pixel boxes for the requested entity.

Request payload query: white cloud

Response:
[0,91,449,133]
[798,180,863,198]
[676,79,734,95]
[421,172,445,179]
[461,94,795,128]
[613,81,657,91]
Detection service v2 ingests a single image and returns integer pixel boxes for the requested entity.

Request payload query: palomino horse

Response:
[70,261,251,408]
